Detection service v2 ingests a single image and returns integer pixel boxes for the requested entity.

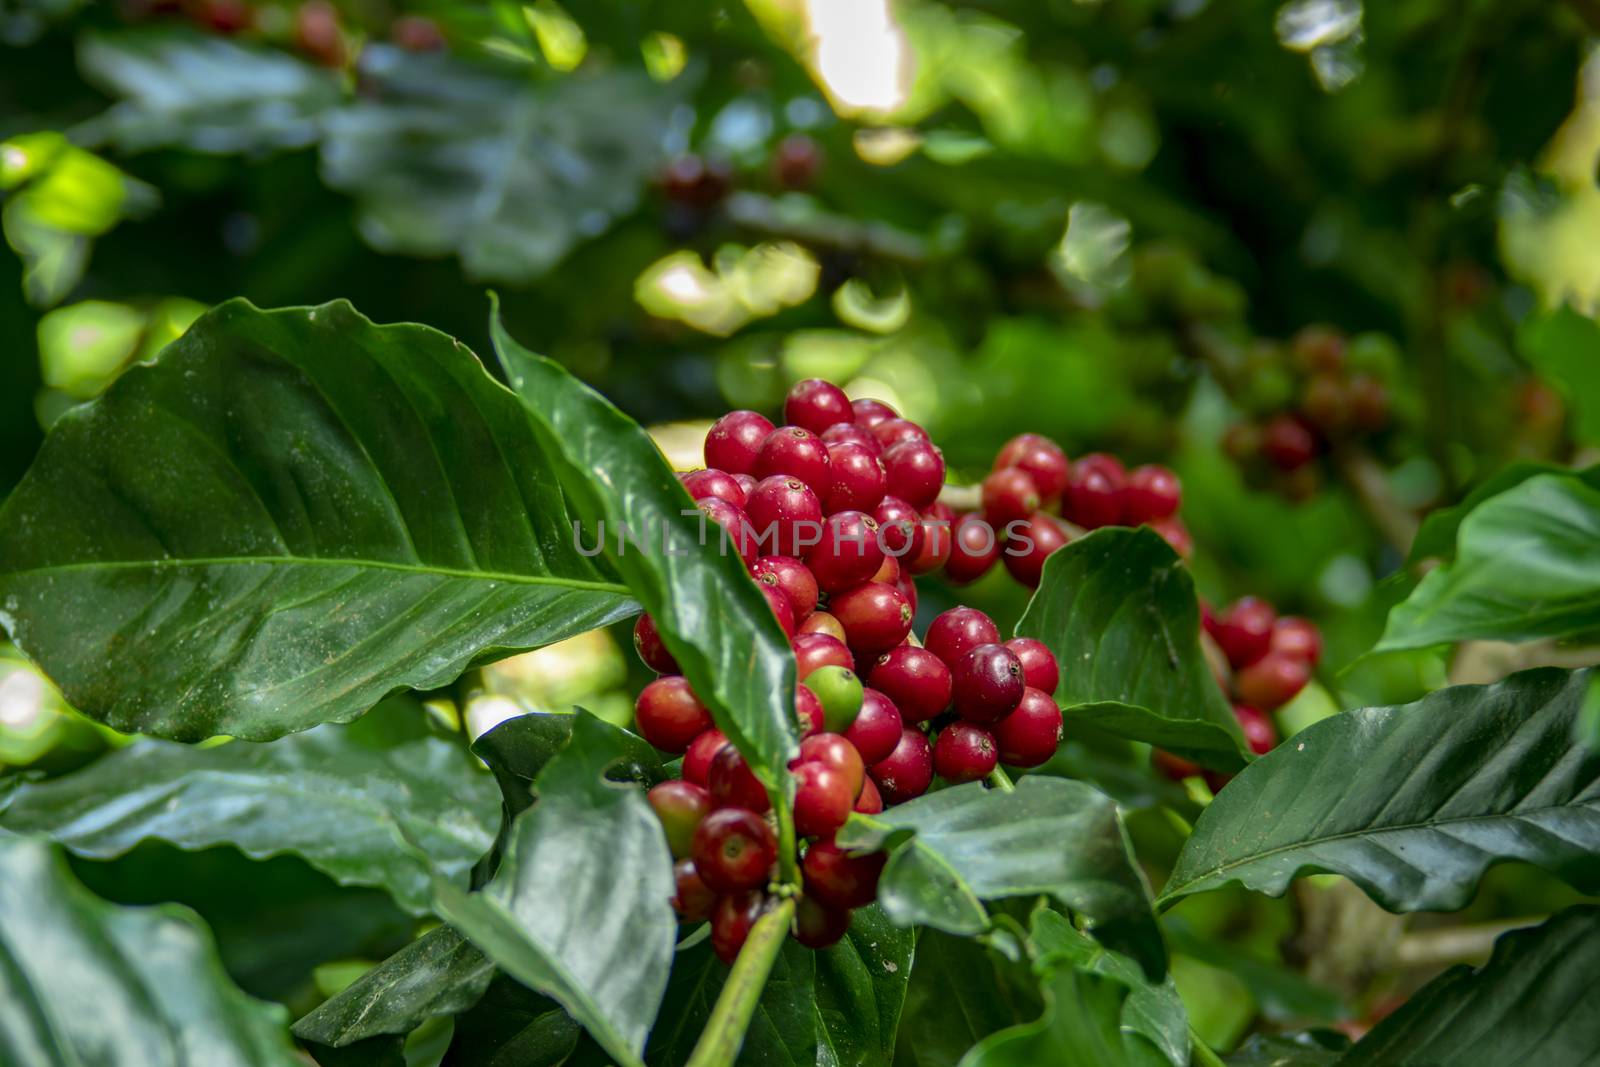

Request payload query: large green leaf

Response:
[1377,473,1600,650]
[439,976,580,1067]
[1338,907,1600,1064]
[837,776,1164,979]
[1014,527,1247,771]
[472,709,665,818]
[491,308,798,795]
[0,834,303,1066]
[896,930,1030,1067]
[0,698,498,915]
[0,299,636,740]
[1407,462,1600,563]
[1160,668,1600,910]
[956,968,1138,1067]
[293,925,495,1048]
[434,712,676,1067]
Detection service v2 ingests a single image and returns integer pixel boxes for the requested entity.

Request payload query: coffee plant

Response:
[3,1,1600,1065]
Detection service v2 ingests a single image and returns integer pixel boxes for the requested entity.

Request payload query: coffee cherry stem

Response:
[775,800,802,891]
[986,765,1015,793]
[684,895,799,1067]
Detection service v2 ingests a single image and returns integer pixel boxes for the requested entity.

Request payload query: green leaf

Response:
[0,834,303,1066]
[896,930,1031,1067]
[438,976,580,1067]
[1518,306,1600,446]
[1407,462,1600,563]
[813,904,916,1066]
[0,698,499,915]
[956,968,1140,1067]
[0,299,636,741]
[293,925,495,1048]
[1339,907,1600,1064]
[491,307,798,796]
[75,28,342,153]
[1164,922,1346,1024]
[1015,527,1248,771]
[837,776,1164,979]
[321,48,682,282]
[472,709,665,817]
[1160,668,1600,910]
[434,712,676,1067]
[1377,473,1600,651]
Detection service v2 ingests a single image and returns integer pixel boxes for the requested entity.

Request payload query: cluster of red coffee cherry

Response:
[629,379,1063,961]
[132,0,445,58]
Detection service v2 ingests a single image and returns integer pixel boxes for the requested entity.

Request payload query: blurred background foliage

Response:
[3,0,1599,1048]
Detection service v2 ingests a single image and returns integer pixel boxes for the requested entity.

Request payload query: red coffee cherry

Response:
[772,133,825,191]
[1214,596,1277,669]
[745,476,825,558]
[1269,616,1322,667]
[805,511,885,592]
[1234,703,1278,755]
[1233,653,1310,711]
[391,14,446,51]
[794,685,826,739]
[1261,414,1318,471]
[802,839,886,910]
[1121,465,1182,523]
[933,722,998,783]
[705,410,776,475]
[711,890,768,963]
[869,727,934,803]
[1075,452,1127,484]
[752,556,819,620]
[873,495,925,560]
[882,440,945,509]
[952,644,1027,724]
[982,467,1041,527]
[853,775,884,814]
[1150,516,1193,560]
[294,0,346,67]
[851,397,898,429]
[908,501,955,575]
[830,581,914,655]
[799,610,848,643]
[761,582,796,637]
[636,676,714,753]
[793,894,851,948]
[1347,375,1390,433]
[993,688,1063,767]
[633,613,679,674]
[1064,464,1123,529]
[822,422,882,456]
[755,426,832,497]
[683,729,729,787]
[784,378,853,434]
[824,441,887,514]
[924,607,1001,669]
[944,513,1001,584]
[1002,514,1069,589]
[660,155,733,207]
[797,733,866,799]
[844,688,904,766]
[672,858,716,922]
[708,745,771,813]
[692,808,777,894]
[697,497,757,563]
[994,433,1070,502]
[793,632,855,679]
[871,418,930,451]
[681,468,748,509]
[1153,749,1203,782]
[1003,638,1059,695]
[793,762,854,838]
[867,647,953,724]
[648,780,712,859]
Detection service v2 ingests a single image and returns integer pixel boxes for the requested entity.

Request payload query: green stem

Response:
[987,766,1015,792]
[685,896,798,1067]
[775,801,800,889]
[1189,1028,1227,1067]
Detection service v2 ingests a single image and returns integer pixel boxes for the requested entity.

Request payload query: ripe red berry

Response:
[952,644,1027,724]
[993,688,1063,767]
[869,727,934,803]
[793,762,854,838]
[824,442,887,514]
[822,423,882,456]
[734,472,758,496]
[1122,465,1182,523]
[871,553,901,585]
[1261,414,1318,471]
[681,468,748,509]
[745,476,825,558]
[802,839,886,910]
[882,440,945,509]
[1153,750,1202,782]
[872,496,925,561]
[672,858,716,921]
[1003,638,1059,695]
[830,582,914,655]
[994,434,1070,502]
[1214,597,1277,669]
[908,501,955,575]
[1234,703,1278,755]
[793,632,855,679]
[797,733,866,799]
[794,685,826,739]
[924,607,1001,669]
[867,647,952,724]
[755,427,832,497]
[894,565,919,617]
[934,722,998,783]
[844,688,904,765]
[761,583,797,637]
[1269,616,1322,666]
[805,511,885,592]
[871,418,930,453]
[636,676,714,753]
[1150,516,1193,560]
[683,729,729,786]
[785,379,853,435]
[711,890,767,963]
[772,134,824,191]
[391,13,445,50]
[648,780,712,859]
[793,894,850,948]
[799,610,848,643]
[1064,465,1123,529]
[708,745,771,813]
[294,0,346,67]
[1233,653,1310,711]
[660,155,733,207]
[1002,514,1070,588]
[705,411,776,475]
[944,513,1001,584]
[633,613,679,674]
[853,775,884,814]
[982,467,1041,527]
[751,556,819,620]
[697,497,757,563]
[1075,452,1127,484]
[693,808,777,894]
[851,398,898,429]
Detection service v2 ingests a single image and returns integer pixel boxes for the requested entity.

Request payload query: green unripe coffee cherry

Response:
[803,665,864,734]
